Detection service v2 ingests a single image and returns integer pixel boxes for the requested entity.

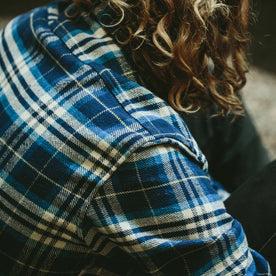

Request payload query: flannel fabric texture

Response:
[0,1,272,275]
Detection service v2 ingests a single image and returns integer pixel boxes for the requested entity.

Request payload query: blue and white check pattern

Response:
[0,1,271,275]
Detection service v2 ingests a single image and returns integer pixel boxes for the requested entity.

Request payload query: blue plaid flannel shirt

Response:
[0,1,271,275]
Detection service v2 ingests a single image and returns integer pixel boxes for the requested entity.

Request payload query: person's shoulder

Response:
[0,0,202,156]
[91,62,208,169]
[0,0,207,175]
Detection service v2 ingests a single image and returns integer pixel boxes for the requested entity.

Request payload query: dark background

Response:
[249,0,276,73]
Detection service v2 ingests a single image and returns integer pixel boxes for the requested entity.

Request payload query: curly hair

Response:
[69,0,251,116]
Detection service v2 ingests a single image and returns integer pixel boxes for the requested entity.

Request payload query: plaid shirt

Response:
[0,1,271,275]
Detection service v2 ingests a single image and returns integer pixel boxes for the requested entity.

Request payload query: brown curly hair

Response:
[69,0,251,116]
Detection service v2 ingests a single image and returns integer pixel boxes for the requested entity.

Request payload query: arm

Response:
[83,144,271,275]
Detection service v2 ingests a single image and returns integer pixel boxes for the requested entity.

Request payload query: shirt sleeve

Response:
[83,143,271,275]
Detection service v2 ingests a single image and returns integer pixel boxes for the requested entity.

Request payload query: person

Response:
[0,0,274,274]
